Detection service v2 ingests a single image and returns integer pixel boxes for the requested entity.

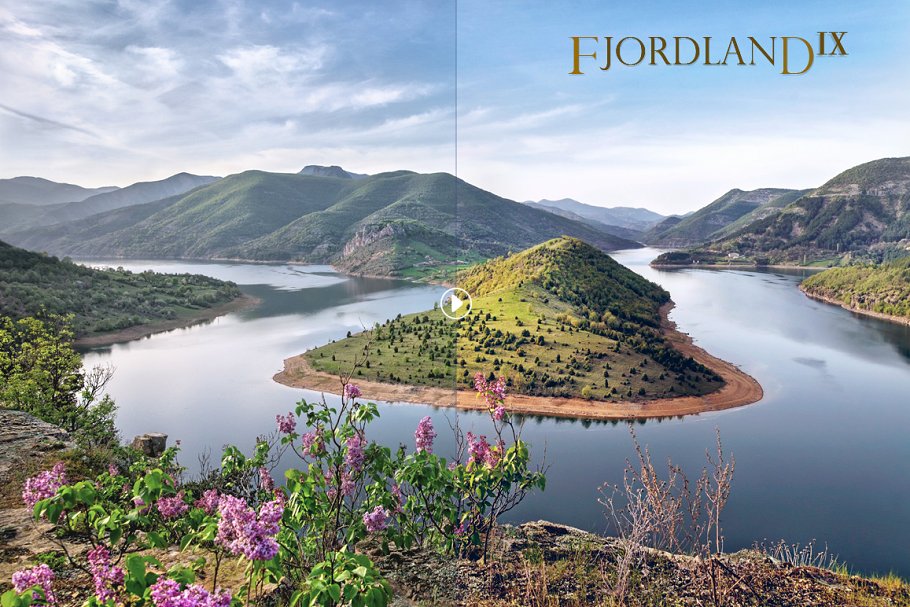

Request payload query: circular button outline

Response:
[440,287,472,320]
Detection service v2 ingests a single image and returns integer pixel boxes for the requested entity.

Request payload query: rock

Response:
[131,433,168,457]
[0,410,74,482]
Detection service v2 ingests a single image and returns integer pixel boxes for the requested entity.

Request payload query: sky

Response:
[1,1,908,214]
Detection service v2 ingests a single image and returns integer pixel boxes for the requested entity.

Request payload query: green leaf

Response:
[147,531,166,548]
[2,590,22,607]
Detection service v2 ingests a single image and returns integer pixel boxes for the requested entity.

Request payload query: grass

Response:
[308,238,722,400]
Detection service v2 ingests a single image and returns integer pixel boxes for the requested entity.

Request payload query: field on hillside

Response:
[307,286,721,401]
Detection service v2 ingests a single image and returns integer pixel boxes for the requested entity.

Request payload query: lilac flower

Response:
[150,577,231,607]
[473,373,507,409]
[454,520,470,537]
[414,416,436,454]
[12,564,56,605]
[363,506,389,532]
[259,467,275,493]
[466,433,501,467]
[22,463,66,509]
[493,406,507,421]
[194,489,220,514]
[344,383,362,400]
[216,495,284,561]
[345,433,366,472]
[107,464,119,477]
[87,545,124,603]
[301,431,323,456]
[157,491,189,519]
[466,432,489,464]
[391,483,405,512]
[276,412,296,435]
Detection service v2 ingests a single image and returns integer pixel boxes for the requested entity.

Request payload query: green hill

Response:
[307,237,720,401]
[800,256,910,320]
[644,188,799,246]
[655,157,910,267]
[5,170,639,280]
[0,240,241,336]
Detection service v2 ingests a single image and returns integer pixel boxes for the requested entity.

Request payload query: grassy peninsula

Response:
[0,240,243,337]
[800,256,910,322]
[303,238,722,402]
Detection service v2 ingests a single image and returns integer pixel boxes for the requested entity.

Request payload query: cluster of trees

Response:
[0,241,241,336]
[0,314,119,446]
[802,256,910,319]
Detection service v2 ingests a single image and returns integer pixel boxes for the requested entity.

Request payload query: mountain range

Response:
[0,173,219,234]
[0,176,118,206]
[3,169,640,279]
[653,157,910,266]
[523,198,665,232]
[643,188,807,246]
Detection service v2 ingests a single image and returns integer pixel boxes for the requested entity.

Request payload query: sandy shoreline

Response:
[273,302,764,421]
[75,294,259,348]
[799,285,910,327]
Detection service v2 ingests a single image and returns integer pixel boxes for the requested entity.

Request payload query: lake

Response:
[80,250,910,576]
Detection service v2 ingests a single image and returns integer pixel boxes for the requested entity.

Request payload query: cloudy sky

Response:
[2,0,908,213]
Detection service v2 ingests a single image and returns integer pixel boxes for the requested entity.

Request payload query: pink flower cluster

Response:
[12,564,56,605]
[87,545,124,603]
[194,489,220,514]
[276,412,296,435]
[216,495,284,561]
[22,463,66,509]
[157,491,189,519]
[345,433,366,472]
[150,577,232,607]
[466,432,502,468]
[259,467,275,493]
[344,383,362,400]
[363,506,389,532]
[473,373,507,420]
[301,430,324,456]
[414,416,436,453]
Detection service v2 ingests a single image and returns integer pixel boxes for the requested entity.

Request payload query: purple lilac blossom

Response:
[150,577,231,607]
[12,564,56,605]
[157,491,189,519]
[87,545,124,603]
[414,416,436,453]
[216,495,283,561]
[363,506,389,532]
[276,412,296,434]
[22,463,66,509]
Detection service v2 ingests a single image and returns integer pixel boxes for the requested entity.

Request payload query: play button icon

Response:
[440,287,472,320]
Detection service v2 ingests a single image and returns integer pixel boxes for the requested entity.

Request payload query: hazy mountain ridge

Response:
[523,198,665,232]
[0,176,118,206]
[0,173,219,234]
[5,170,640,278]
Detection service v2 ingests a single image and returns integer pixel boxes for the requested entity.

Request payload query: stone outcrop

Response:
[131,432,168,458]
[0,410,73,482]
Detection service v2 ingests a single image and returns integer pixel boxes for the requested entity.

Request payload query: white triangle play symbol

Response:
[450,294,464,312]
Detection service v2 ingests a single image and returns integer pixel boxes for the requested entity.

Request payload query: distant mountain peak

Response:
[298,165,367,179]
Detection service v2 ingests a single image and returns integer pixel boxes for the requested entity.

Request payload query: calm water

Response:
[81,251,910,576]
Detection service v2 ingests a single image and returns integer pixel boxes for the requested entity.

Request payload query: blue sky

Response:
[1,1,908,213]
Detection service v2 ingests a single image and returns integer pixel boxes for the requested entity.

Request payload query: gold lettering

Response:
[650,36,670,65]
[722,37,746,65]
[616,37,646,66]
[570,36,599,75]
[674,36,700,65]
[782,36,814,75]
[749,36,775,65]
